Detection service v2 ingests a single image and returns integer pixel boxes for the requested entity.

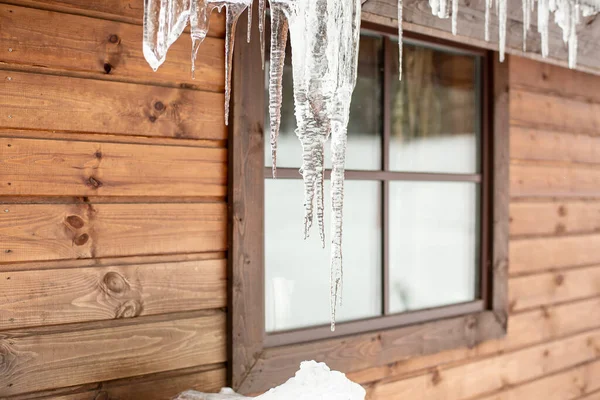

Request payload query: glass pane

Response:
[264,34,383,171]
[389,42,481,174]
[265,179,382,332]
[388,181,480,313]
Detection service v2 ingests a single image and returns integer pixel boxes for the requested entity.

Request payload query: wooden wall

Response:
[0,1,228,398]
[345,56,600,399]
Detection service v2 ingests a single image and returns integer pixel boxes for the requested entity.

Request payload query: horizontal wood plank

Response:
[510,201,600,237]
[509,265,600,311]
[510,234,600,275]
[367,329,600,400]
[0,4,225,92]
[0,259,226,330]
[0,137,226,197]
[6,0,226,37]
[349,296,600,385]
[510,56,600,103]
[511,162,600,198]
[0,202,227,263]
[511,126,600,166]
[477,359,600,400]
[0,312,226,397]
[0,71,226,139]
[48,367,226,400]
[510,89,600,135]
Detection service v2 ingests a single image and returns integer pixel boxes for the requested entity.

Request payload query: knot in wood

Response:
[115,299,142,318]
[154,101,165,111]
[108,34,119,44]
[73,233,89,246]
[0,341,17,375]
[87,176,103,189]
[103,63,112,74]
[103,271,130,295]
[66,215,85,229]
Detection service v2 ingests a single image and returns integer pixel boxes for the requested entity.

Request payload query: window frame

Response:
[229,8,509,394]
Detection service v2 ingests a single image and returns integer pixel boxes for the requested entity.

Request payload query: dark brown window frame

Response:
[228,6,509,394]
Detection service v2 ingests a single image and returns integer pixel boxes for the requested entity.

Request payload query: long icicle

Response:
[498,0,507,61]
[268,3,289,177]
[485,0,492,41]
[398,0,403,80]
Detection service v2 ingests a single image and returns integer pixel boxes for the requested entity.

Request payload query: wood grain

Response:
[511,161,600,198]
[47,367,227,400]
[510,89,600,135]
[0,202,227,263]
[510,56,600,103]
[0,137,226,197]
[367,329,600,400]
[0,4,225,92]
[509,265,600,311]
[0,259,226,330]
[349,296,600,385]
[0,71,226,140]
[510,201,600,237]
[511,126,600,165]
[476,359,600,400]
[5,0,226,37]
[510,234,600,275]
[0,312,226,397]
[230,2,265,391]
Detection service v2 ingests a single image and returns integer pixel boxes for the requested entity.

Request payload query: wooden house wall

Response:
[2,1,600,399]
[346,56,600,400]
[0,1,228,398]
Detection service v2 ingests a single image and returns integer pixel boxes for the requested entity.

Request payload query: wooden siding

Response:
[348,55,600,400]
[0,1,227,398]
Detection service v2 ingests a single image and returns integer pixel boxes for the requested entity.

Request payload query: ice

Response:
[143,0,191,71]
[452,0,459,34]
[145,0,600,333]
[173,361,365,400]
[485,0,492,41]
[498,0,507,61]
[145,0,252,124]
[398,0,403,80]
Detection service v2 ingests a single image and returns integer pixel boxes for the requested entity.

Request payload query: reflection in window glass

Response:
[388,181,480,313]
[389,42,481,174]
[265,180,382,332]
[264,35,383,171]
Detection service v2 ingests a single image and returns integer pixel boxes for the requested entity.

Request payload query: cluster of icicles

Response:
[143,0,598,331]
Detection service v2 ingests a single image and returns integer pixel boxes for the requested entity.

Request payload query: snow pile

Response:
[173,361,366,400]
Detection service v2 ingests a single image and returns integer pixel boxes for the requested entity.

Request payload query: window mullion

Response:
[382,36,392,316]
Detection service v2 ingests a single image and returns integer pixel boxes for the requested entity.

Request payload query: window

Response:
[230,17,509,394]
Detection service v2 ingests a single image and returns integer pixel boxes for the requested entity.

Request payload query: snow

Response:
[173,361,366,400]
[143,0,599,332]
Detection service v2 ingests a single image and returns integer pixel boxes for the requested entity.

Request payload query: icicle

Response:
[259,0,267,69]
[220,1,252,125]
[498,0,507,61]
[268,2,290,177]
[398,0,403,80]
[538,0,550,58]
[143,0,191,71]
[485,0,492,41]
[452,0,459,35]
[190,0,210,79]
[247,2,252,43]
[522,0,531,51]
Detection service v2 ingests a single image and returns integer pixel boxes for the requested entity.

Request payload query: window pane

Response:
[389,42,481,174]
[265,180,382,332]
[388,181,480,313]
[264,34,383,171]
